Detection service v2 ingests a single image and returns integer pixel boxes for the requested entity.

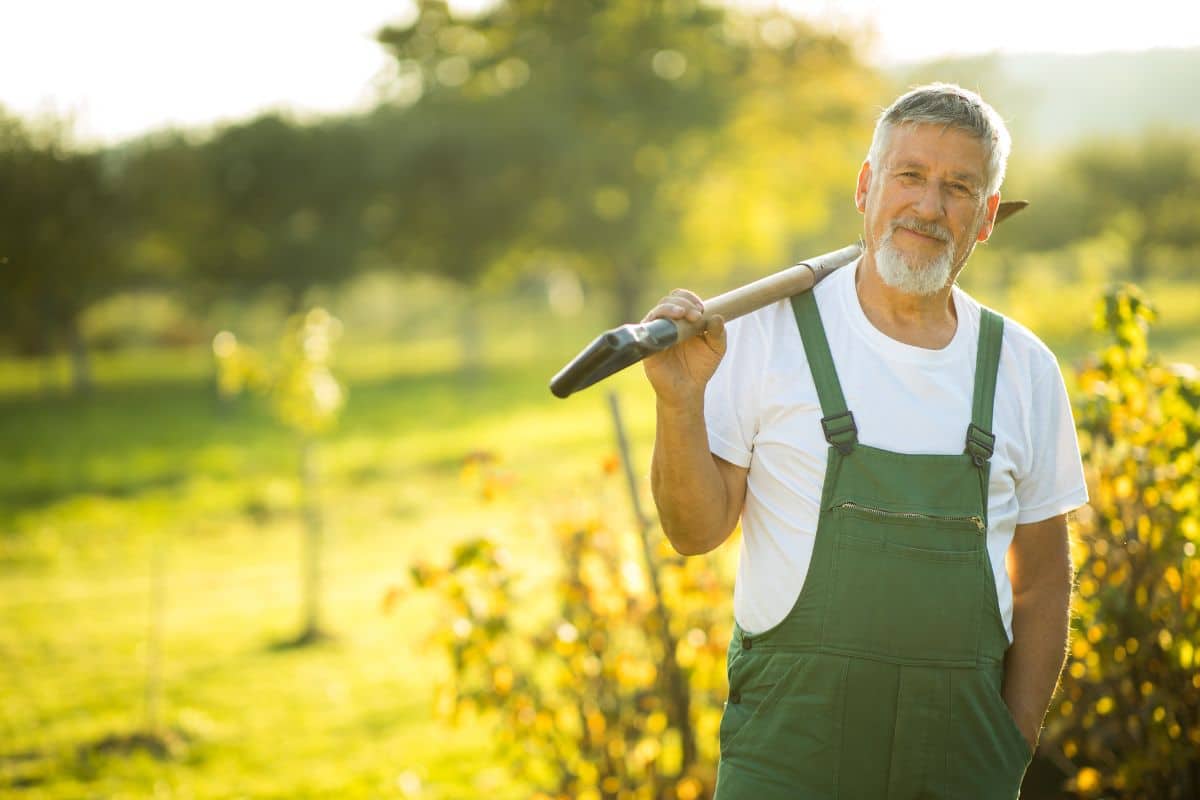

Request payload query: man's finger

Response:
[703,314,726,353]
[670,288,704,306]
[643,296,704,323]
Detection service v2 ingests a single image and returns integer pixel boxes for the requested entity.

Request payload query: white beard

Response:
[874,228,954,296]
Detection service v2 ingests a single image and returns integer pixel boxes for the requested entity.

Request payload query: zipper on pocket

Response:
[833,501,985,534]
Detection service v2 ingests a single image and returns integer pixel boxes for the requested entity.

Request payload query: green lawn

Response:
[2,280,1198,798]
[0,297,665,798]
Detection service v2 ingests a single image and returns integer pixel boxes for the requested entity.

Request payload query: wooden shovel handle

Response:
[668,243,862,341]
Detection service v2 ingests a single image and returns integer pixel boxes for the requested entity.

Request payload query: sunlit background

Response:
[2,1,1199,798]
[6,1,1200,145]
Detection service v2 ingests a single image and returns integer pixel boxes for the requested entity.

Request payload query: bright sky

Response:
[2,0,1197,147]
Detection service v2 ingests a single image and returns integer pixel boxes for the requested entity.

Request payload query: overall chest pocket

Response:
[821,505,985,666]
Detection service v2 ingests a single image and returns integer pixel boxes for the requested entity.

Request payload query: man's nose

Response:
[910,183,946,220]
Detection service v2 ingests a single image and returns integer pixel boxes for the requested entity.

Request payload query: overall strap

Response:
[790,291,857,455]
[967,307,1005,467]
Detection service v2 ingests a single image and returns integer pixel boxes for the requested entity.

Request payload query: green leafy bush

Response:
[404,497,733,800]
[1046,285,1200,798]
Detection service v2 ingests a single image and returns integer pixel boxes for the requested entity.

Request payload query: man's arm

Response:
[651,401,749,555]
[1002,512,1073,752]
[640,289,749,556]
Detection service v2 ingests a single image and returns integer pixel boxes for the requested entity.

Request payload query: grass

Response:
[0,291,662,799]
[2,277,1198,798]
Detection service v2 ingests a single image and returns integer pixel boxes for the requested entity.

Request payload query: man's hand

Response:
[641,289,727,408]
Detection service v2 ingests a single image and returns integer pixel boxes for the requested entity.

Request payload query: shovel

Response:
[550,200,1028,398]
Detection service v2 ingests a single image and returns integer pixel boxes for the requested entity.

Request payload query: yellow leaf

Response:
[1179,639,1195,669]
[493,665,514,694]
[1075,766,1102,795]
[645,711,668,734]
[675,777,703,800]
[1165,566,1183,594]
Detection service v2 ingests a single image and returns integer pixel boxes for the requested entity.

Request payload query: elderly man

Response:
[642,83,1087,798]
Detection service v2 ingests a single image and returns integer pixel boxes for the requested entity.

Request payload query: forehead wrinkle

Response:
[883,125,987,173]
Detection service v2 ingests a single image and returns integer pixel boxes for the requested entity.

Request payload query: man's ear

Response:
[855,161,871,213]
[977,193,1001,242]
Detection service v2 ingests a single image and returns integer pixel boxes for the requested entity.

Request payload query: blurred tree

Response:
[375,0,876,324]
[213,308,346,645]
[0,4,878,385]
[0,3,879,391]
[112,113,378,314]
[111,130,225,299]
[995,133,1200,282]
[0,110,122,393]
[1067,134,1200,281]
[197,115,375,307]
[357,99,554,369]
[669,15,878,277]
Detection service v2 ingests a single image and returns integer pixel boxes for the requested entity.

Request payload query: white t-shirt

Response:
[704,258,1089,642]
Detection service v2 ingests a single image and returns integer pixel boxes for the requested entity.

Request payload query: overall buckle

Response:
[966,423,996,467]
[821,411,858,456]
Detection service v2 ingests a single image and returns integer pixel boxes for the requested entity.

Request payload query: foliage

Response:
[669,16,878,273]
[404,495,734,799]
[375,0,876,320]
[1047,285,1200,798]
[114,114,379,308]
[994,133,1200,286]
[0,110,122,382]
[211,306,347,643]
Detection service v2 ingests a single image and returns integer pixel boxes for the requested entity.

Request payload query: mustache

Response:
[888,217,951,243]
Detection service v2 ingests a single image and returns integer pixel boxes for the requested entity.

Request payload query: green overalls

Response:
[714,291,1032,799]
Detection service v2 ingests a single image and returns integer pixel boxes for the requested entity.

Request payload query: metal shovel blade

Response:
[549,318,679,398]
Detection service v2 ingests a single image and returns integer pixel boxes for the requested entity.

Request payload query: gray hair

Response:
[867,83,1011,196]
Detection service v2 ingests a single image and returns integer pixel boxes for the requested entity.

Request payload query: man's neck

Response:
[856,252,958,349]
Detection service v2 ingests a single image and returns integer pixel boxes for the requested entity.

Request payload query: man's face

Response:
[856,123,1000,295]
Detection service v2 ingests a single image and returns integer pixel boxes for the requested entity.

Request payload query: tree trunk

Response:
[144,536,168,735]
[40,349,58,398]
[613,264,644,325]
[458,286,484,383]
[1129,239,1149,283]
[65,312,92,396]
[298,437,327,644]
[36,294,59,396]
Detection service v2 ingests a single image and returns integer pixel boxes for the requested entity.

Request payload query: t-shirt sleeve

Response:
[703,315,763,469]
[1015,361,1090,524]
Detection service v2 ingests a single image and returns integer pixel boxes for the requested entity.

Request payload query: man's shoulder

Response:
[999,310,1062,380]
[955,287,1063,380]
